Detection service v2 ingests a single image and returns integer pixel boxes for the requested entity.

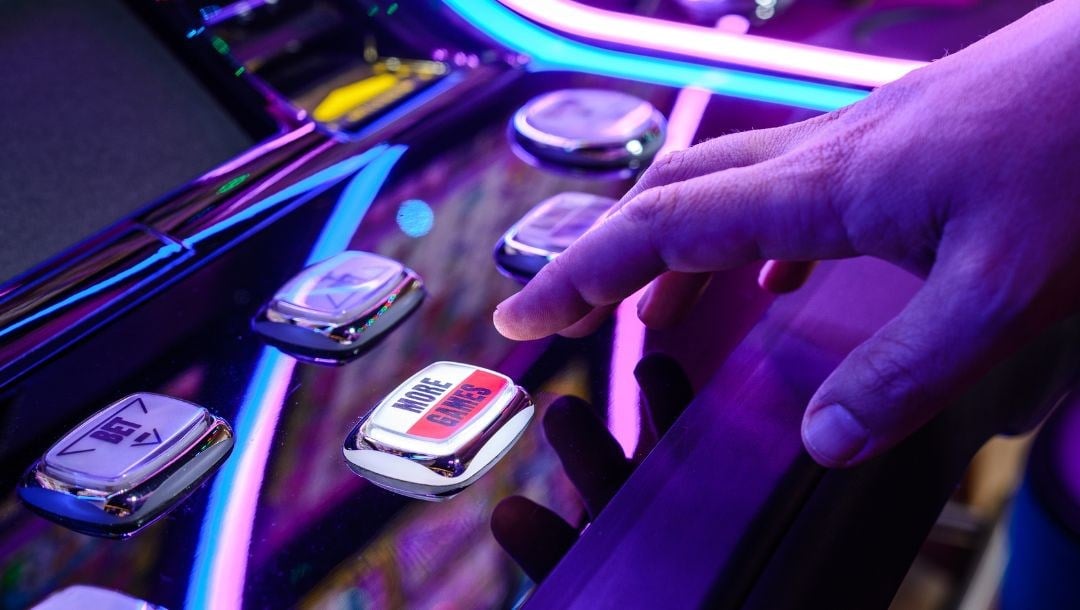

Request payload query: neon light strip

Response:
[607,80,716,457]
[497,0,924,88]
[441,0,867,111]
[202,123,317,180]
[187,349,295,610]
[186,146,408,610]
[183,146,388,247]
[202,0,274,26]
[0,243,184,341]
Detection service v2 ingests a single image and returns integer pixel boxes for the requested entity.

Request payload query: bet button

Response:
[20,393,233,538]
[43,394,209,493]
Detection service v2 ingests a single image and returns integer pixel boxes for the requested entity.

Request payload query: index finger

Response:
[493,158,854,340]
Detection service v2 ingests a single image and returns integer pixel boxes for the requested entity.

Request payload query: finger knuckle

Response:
[641,149,690,187]
[860,336,931,408]
[622,184,682,232]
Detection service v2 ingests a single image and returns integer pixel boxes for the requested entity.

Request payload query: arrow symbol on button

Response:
[131,428,162,447]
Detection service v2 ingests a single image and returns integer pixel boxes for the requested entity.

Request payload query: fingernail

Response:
[803,403,868,466]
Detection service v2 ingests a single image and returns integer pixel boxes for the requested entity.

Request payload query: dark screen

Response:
[0,0,254,282]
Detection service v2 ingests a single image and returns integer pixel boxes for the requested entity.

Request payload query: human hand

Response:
[493,0,1080,467]
[491,353,693,581]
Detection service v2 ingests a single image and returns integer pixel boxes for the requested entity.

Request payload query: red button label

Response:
[406,370,507,440]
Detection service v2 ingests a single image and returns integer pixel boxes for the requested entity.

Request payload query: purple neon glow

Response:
[188,147,407,610]
[201,0,275,26]
[496,0,925,88]
[608,74,715,457]
[202,123,317,180]
[200,352,296,609]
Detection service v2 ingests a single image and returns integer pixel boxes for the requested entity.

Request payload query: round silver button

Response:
[512,89,666,170]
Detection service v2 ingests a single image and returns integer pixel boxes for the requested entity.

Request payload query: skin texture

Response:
[494,0,1080,467]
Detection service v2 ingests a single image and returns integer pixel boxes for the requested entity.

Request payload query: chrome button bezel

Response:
[252,251,425,364]
[19,393,233,539]
[343,362,534,501]
[512,89,667,169]
[494,192,616,282]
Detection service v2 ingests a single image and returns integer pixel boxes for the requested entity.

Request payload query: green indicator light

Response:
[217,173,250,195]
[234,66,246,76]
[367,5,379,16]
[387,3,398,15]
[212,37,230,55]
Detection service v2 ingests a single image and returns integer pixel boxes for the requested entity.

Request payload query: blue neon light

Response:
[183,145,389,248]
[186,145,408,610]
[0,243,184,341]
[441,0,866,111]
[306,145,409,263]
[395,199,435,238]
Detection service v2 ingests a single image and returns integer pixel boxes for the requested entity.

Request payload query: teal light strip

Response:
[441,0,867,111]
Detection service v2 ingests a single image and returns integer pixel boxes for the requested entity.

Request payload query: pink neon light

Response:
[608,79,715,457]
[203,122,317,179]
[497,0,925,88]
[206,355,296,609]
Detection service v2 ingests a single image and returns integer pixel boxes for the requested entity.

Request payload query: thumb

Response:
[801,251,1038,467]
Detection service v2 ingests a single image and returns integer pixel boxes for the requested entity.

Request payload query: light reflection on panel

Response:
[187,146,407,610]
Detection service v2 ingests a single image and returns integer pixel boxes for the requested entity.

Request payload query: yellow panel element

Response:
[313,73,400,122]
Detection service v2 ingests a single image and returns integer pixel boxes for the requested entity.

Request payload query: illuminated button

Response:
[512,89,666,169]
[31,585,165,610]
[19,393,233,538]
[253,251,425,364]
[495,192,615,282]
[42,394,211,492]
[343,362,534,501]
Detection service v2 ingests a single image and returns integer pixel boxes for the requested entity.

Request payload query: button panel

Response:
[512,89,666,169]
[31,585,165,610]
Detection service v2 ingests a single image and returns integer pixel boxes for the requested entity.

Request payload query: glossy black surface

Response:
[0,1,1065,609]
[0,27,673,603]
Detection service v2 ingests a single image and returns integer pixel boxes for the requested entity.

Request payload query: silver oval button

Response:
[495,192,616,282]
[31,585,165,610]
[19,393,233,538]
[253,251,425,364]
[512,89,666,170]
[343,362,534,501]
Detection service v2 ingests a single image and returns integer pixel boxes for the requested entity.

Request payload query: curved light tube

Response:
[442,0,868,111]
[497,0,925,88]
